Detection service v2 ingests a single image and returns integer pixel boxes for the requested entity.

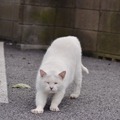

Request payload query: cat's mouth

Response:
[49,90,56,94]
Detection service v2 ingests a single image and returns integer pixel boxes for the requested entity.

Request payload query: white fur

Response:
[31,36,89,114]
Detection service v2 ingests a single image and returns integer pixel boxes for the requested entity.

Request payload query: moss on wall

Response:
[97,32,120,55]
[110,12,120,33]
[21,25,54,45]
[30,7,56,25]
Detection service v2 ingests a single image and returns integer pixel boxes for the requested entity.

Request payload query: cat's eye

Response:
[54,82,58,84]
[46,82,49,84]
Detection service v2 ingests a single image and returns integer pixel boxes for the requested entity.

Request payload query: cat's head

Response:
[40,69,66,93]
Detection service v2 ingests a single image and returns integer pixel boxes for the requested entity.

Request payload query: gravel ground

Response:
[0,44,120,120]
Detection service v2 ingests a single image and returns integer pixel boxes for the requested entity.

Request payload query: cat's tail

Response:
[82,64,89,74]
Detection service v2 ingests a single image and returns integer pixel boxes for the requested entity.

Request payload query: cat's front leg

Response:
[50,90,65,112]
[31,91,48,114]
[31,106,44,114]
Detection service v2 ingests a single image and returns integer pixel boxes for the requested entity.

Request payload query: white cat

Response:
[31,36,89,114]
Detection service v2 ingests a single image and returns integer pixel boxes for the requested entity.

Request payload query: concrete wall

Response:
[0,0,120,59]
[0,0,20,42]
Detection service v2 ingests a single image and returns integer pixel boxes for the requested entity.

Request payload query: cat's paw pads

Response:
[31,108,44,114]
[70,94,79,99]
[50,106,60,112]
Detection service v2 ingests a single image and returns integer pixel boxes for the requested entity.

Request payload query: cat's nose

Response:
[50,87,53,90]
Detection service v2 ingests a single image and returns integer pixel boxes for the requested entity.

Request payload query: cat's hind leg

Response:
[70,65,82,99]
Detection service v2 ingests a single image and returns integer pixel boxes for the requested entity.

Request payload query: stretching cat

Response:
[31,36,89,114]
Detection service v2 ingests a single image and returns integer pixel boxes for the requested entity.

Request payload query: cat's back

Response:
[43,36,81,62]
[51,36,81,51]
[41,36,81,75]
[52,36,80,47]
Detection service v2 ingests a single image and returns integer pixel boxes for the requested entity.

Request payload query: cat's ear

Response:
[58,71,66,80]
[40,69,47,77]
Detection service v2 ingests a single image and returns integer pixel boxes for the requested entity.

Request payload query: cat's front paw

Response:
[31,108,44,114]
[50,106,60,112]
[70,93,79,99]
